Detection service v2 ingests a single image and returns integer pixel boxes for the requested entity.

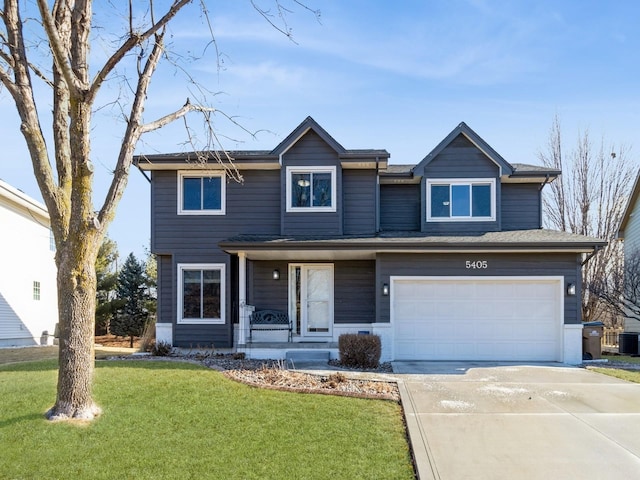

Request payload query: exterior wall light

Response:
[567,283,576,296]
[273,269,280,280]
[382,283,389,296]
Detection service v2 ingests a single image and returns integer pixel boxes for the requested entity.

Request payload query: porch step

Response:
[285,350,331,367]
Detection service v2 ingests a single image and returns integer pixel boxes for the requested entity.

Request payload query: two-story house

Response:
[0,179,58,346]
[135,117,605,364]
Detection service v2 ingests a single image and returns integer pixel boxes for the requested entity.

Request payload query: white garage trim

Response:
[390,276,565,362]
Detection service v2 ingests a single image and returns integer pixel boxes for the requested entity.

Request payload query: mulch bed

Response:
[110,353,400,402]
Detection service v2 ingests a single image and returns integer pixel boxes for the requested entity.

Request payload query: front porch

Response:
[237,341,339,362]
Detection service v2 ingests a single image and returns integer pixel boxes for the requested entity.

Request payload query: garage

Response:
[392,277,563,361]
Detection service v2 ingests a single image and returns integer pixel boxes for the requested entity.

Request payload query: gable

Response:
[413,122,514,177]
[271,116,345,159]
[280,130,340,167]
[422,133,500,178]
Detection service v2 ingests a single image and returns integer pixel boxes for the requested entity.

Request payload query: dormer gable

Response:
[413,122,514,177]
[272,116,389,169]
[271,116,346,160]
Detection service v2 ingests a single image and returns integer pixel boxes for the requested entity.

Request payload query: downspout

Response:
[581,245,604,267]
[375,156,380,233]
[136,161,152,184]
[538,174,551,228]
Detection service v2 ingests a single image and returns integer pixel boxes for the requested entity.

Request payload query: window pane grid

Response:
[288,168,334,211]
[182,268,221,321]
[429,181,493,220]
[181,174,223,213]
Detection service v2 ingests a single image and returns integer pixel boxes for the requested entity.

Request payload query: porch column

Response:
[238,251,247,344]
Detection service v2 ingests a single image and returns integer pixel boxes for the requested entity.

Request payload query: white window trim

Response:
[177,171,226,215]
[426,178,496,222]
[177,263,225,325]
[286,166,337,213]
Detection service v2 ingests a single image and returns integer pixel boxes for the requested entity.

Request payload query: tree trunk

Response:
[46,242,102,421]
[129,335,134,348]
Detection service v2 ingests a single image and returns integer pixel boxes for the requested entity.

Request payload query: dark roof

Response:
[220,229,606,253]
[511,163,561,176]
[135,116,390,168]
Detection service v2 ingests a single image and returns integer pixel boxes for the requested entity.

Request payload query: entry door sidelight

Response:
[289,264,333,337]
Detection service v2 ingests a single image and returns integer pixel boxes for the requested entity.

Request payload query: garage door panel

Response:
[393,278,562,361]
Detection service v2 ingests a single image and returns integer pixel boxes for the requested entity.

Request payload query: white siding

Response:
[624,195,640,333]
[0,181,58,346]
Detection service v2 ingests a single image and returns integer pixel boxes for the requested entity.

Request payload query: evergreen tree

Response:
[111,253,150,347]
[95,237,119,335]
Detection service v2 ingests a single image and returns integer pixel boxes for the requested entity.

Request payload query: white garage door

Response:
[392,277,562,361]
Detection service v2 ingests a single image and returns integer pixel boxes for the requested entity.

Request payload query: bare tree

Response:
[0,0,316,421]
[539,116,636,323]
[591,251,640,324]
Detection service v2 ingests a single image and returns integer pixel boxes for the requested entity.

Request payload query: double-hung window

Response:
[427,179,496,221]
[286,166,336,212]
[177,264,225,324]
[178,171,225,215]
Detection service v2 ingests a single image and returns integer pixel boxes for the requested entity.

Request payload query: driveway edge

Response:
[397,379,439,480]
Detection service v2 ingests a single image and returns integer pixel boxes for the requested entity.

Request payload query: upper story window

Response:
[178,171,225,215]
[427,178,496,222]
[286,166,337,213]
[33,281,41,301]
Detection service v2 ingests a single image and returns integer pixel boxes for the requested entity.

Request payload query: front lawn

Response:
[591,367,640,384]
[0,360,414,480]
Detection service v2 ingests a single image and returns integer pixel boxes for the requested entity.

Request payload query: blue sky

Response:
[1,0,639,259]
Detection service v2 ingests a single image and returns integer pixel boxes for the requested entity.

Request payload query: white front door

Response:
[289,264,333,338]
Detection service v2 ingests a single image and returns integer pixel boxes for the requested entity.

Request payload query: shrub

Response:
[152,341,173,356]
[338,334,381,369]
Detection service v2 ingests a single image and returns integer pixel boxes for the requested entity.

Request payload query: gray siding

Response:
[281,131,342,235]
[502,183,541,230]
[343,169,377,235]
[157,255,173,327]
[249,260,376,325]
[420,135,501,234]
[152,169,281,255]
[172,251,234,348]
[376,252,581,325]
[418,134,501,178]
[380,184,421,231]
[334,261,376,324]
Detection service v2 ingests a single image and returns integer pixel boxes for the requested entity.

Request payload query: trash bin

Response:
[619,332,640,355]
[582,321,604,360]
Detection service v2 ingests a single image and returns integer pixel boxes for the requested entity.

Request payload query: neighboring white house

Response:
[619,170,640,333]
[0,179,58,346]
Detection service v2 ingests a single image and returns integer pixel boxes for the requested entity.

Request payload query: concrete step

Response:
[285,349,331,367]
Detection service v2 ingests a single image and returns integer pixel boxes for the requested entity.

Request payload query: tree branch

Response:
[98,31,169,227]
[36,0,87,95]
[87,0,191,103]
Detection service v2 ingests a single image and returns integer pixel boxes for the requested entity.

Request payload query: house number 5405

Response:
[465,260,488,269]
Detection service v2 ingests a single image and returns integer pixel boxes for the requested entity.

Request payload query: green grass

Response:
[0,345,135,365]
[0,360,414,480]
[592,367,640,384]
[602,354,640,364]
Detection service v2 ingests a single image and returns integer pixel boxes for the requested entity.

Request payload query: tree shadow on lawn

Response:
[95,359,204,371]
[0,413,44,429]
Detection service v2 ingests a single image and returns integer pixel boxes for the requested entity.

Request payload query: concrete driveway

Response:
[393,362,640,480]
